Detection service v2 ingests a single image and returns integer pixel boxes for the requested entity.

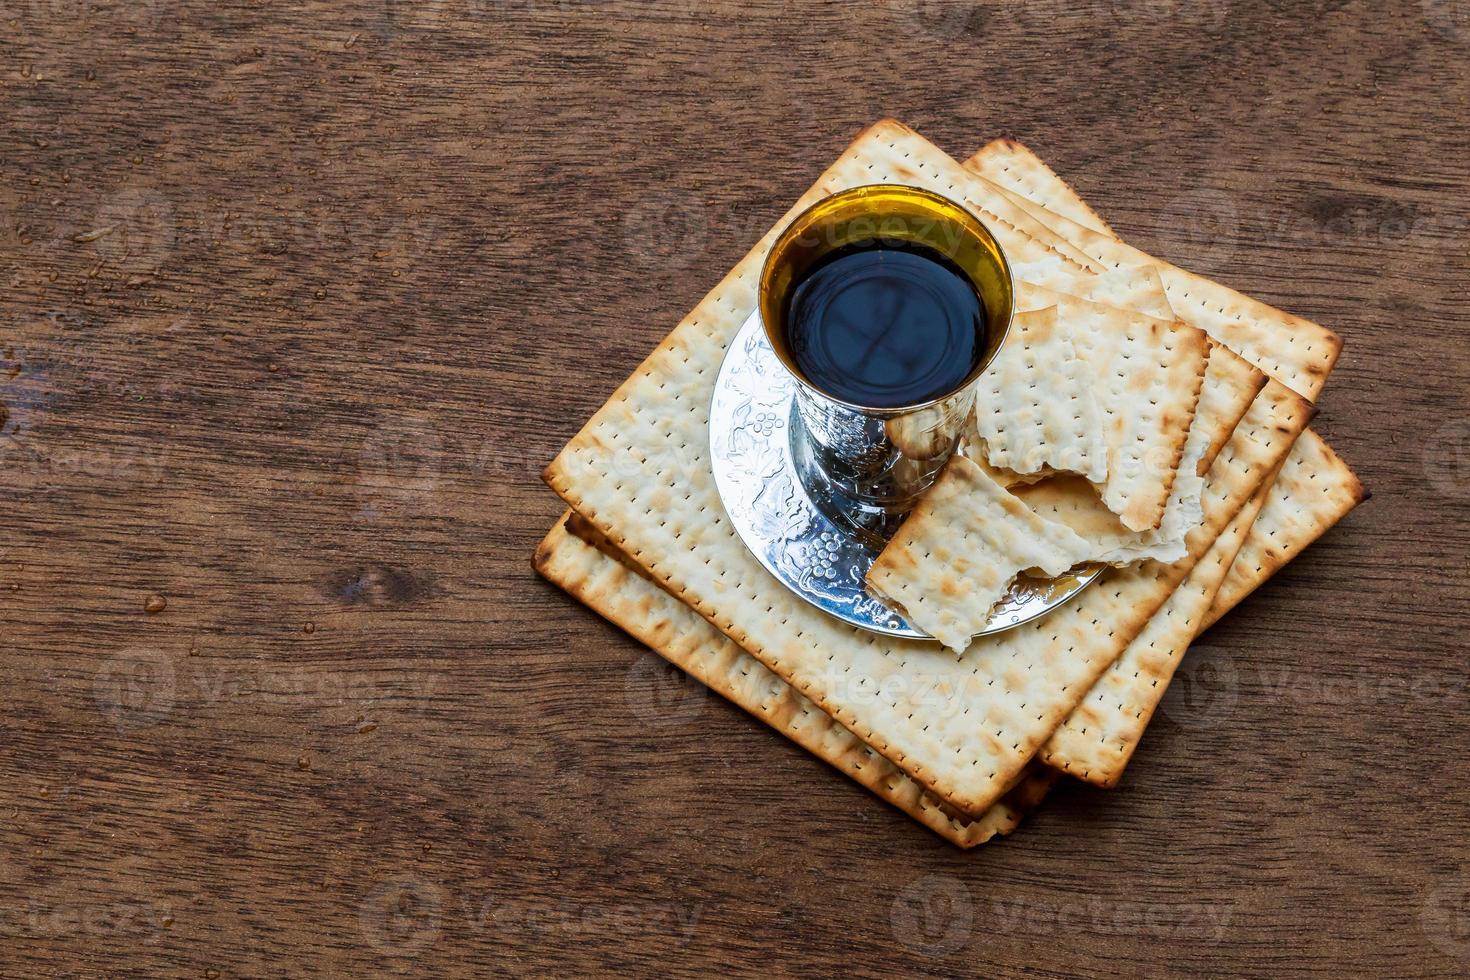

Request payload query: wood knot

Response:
[323,564,431,606]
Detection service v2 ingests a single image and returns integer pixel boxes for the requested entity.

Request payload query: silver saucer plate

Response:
[709,310,1102,641]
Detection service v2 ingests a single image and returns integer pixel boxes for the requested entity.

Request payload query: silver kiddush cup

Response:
[758,184,1014,545]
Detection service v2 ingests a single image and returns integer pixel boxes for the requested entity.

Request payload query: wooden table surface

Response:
[3,0,1468,975]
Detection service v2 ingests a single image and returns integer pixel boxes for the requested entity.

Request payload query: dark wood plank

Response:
[2,0,1467,974]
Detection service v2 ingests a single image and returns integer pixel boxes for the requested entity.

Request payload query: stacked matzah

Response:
[534,121,1365,846]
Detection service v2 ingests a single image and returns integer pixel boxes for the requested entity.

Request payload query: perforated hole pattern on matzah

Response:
[1094,313,1208,531]
[1202,428,1366,627]
[1018,287,1209,533]
[972,305,1108,481]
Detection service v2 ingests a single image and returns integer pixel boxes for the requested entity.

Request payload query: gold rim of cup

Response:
[757,183,1015,417]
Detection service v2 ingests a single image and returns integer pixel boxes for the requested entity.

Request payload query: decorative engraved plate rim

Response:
[709,310,1101,642]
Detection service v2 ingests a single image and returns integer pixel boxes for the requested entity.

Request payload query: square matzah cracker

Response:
[970,305,1108,481]
[546,119,1258,819]
[534,513,1057,848]
[535,384,1314,830]
[966,147,1341,402]
[866,453,1093,653]
[1017,283,1210,532]
[1202,428,1367,629]
[550,366,1299,824]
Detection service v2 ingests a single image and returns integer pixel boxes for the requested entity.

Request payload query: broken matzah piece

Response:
[969,305,1108,482]
[957,441,1055,489]
[966,144,1341,402]
[966,262,1195,509]
[1194,342,1270,475]
[546,119,1278,819]
[865,453,1093,652]
[1017,282,1210,532]
[1014,471,1198,568]
[1201,428,1367,629]
[1012,341,1267,565]
[534,512,1058,848]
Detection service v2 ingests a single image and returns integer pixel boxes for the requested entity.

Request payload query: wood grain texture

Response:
[1,0,1466,975]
